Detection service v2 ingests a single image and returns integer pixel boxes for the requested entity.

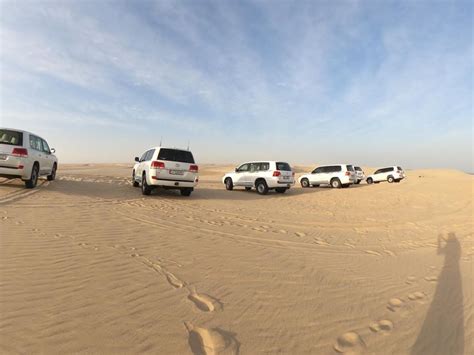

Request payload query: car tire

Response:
[225,178,233,191]
[47,163,57,181]
[342,184,350,188]
[330,178,342,188]
[300,178,310,188]
[141,174,152,195]
[367,178,373,184]
[355,180,361,184]
[245,186,252,191]
[25,163,39,189]
[256,180,269,195]
[132,170,139,187]
[180,188,192,196]
[275,187,287,193]
[388,176,394,183]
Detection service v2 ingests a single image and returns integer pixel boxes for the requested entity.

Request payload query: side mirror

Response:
[50,148,56,154]
[135,157,139,162]
[235,168,238,172]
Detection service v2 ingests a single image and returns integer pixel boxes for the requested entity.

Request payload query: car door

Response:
[373,169,383,182]
[41,138,53,174]
[325,166,340,184]
[310,167,324,184]
[135,150,149,179]
[29,135,47,175]
[234,163,250,186]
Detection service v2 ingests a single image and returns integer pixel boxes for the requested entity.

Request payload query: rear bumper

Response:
[267,177,295,188]
[0,166,27,179]
[149,177,197,188]
[340,176,356,184]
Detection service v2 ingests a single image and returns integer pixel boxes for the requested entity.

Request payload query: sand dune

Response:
[0,164,472,354]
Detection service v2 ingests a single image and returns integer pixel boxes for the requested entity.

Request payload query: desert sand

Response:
[0,164,472,354]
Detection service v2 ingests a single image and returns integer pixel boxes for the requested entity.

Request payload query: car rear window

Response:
[346,165,354,172]
[276,162,291,171]
[397,166,403,171]
[0,129,23,146]
[157,148,195,163]
[355,166,362,171]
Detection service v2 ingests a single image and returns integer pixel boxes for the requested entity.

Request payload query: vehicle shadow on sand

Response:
[410,232,464,355]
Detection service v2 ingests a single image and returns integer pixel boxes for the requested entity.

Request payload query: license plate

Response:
[0,154,6,160]
[169,170,184,175]
[282,176,290,180]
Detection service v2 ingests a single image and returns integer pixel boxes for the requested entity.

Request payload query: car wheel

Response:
[367,178,373,184]
[300,178,310,188]
[47,163,57,181]
[25,163,39,189]
[256,180,268,195]
[330,178,342,188]
[180,188,192,196]
[355,180,361,184]
[141,174,152,195]
[342,184,350,188]
[388,176,394,183]
[245,186,252,191]
[275,187,287,193]
[225,178,233,191]
[132,170,139,187]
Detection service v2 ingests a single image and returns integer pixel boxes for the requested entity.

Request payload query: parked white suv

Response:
[366,166,405,184]
[222,161,295,195]
[298,164,356,188]
[132,147,198,196]
[354,166,365,184]
[0,128,58,188]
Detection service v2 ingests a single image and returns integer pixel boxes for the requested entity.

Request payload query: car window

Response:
[276,162,291,171]
[346,165,354,172]
[139,151,148,162]
[397,166,403,171]
[157,148,195,163]
[259,162,269,171]
[41,139,51,154]
[29,135,43,151]
[313,167,322,174]
[249,163,258,172]
[237,163,249,172]
[0,129,23,146]
[355,166,362,171]
[328,165,341,173]
[374,169,382,174]
[385,167,394,173]
[149,149,156,161]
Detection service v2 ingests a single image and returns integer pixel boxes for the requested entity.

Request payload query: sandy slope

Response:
[0,164,472,354]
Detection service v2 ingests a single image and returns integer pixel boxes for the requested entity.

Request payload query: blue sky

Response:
[1,0,472,170]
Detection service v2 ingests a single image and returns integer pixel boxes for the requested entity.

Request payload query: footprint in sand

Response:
[408,292,425,301]
[424,276,438,282]
[369,320,394,334]
[188,289,222,312]
[334,331,365,354]
[387,298,403,312]
[406,276,417,285]
[185,322,239,355]
[166,272,185,288]
[365,250,382,256]
[295,232,306,237]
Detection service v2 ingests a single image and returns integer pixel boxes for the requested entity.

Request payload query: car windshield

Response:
[346,165,354,172]
[0,129,23,146]
[276,162,291,171]
[157,148,195,163]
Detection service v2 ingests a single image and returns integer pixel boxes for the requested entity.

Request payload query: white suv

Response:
[132,147,198,196]
[298,164,356,188]
[222,161,295,195]
[366,166,405,184]
[354,166,365,184]
[0,128,58,188]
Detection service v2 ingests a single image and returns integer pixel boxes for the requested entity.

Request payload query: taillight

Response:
[273,171,281,177]
[345,171,351,176]
[12,148,28,157]
[189,164,198,172]
[292,172,295,177]
[151,161,165,169]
